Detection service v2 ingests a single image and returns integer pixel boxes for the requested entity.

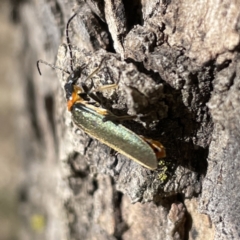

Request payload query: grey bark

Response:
[5,0,240,239]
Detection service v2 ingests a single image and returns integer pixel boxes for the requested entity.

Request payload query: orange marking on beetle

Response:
[67,85,83,111]
[140,136,166,159]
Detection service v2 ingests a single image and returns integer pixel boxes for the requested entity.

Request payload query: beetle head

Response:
[64,66,82,100]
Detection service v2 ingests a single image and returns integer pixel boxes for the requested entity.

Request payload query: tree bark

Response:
[6,0,240,239]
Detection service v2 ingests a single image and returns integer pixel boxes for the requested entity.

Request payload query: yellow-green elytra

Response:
[72,102,162,170]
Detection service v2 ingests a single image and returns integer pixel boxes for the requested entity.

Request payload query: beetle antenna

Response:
[37,9,82,76]
[66,11,80,72]
[37,60,70,75]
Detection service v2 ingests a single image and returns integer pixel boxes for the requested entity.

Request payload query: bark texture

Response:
[5,0,240,239]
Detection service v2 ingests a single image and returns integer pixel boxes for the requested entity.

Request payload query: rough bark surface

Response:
[3,0,240,239]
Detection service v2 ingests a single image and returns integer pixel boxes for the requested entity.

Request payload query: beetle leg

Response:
[92,107,135,122]
[83,102,135,121]
[92,83,118,93]
[94,108,109,115]
[102,114,136,122]
[85,83,118,106]
[83,58,116,102]
[80,81,93,93]
[82,58,119,103]
[84,57,106,83]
